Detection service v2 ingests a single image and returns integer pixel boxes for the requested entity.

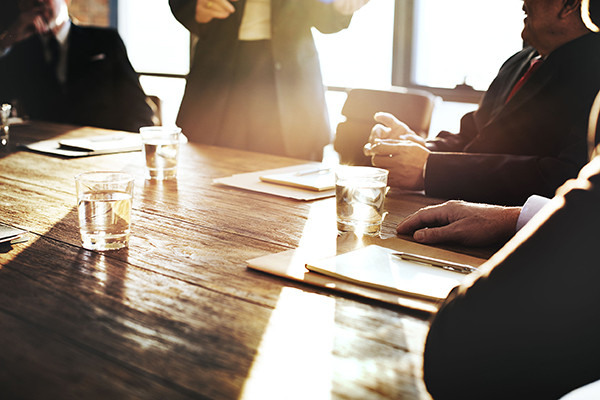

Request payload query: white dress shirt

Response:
[516,194,550,231]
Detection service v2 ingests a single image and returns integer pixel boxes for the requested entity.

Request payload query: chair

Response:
[333,87,437,166]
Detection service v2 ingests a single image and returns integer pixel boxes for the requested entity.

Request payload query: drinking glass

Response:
[75,171,134,251]
[1,104,11,145]
[335,166,389,236]
[140,126,181,180]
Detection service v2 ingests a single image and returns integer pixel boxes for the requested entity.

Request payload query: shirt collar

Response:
[54,19,71,46]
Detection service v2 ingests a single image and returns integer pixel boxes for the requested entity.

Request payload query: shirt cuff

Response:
[516,195,550,231]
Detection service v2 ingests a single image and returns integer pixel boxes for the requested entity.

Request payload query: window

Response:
[311,0,525,133]
[117,0,190,126]
[407,0,524,101]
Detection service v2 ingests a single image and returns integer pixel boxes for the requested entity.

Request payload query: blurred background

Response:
[1,0,526,138]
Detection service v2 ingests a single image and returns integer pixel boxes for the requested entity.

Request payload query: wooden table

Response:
[0,122,493,399]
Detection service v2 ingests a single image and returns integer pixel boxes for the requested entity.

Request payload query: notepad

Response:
[22,134,142,157]
[306,245,470,301]
[58,134,142,153]
[214,164,335,200]
[0,223,27,245]
[259,166,335,192]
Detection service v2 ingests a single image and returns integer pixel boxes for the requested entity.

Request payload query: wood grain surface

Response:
[0,122,495,400]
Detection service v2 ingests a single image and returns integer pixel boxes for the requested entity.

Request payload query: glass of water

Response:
[1,103,11,145]
[140,126,181,180]
[75,171,134,251]
[335,166,389,236]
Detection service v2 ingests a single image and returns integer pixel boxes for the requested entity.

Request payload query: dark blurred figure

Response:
[0,0,154,132]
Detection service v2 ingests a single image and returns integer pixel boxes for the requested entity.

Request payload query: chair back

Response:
[334,87,437,165]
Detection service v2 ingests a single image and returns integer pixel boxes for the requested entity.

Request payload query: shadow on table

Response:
[0,185,430,400]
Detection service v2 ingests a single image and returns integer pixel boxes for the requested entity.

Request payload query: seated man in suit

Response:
[366,0,600,206]
[396,87,600,247]
[0,0,154,132]
[421,150,600,399]
[400,81,600,397]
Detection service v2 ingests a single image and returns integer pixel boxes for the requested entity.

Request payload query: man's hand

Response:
[365,139,429,190]
[195,0,236,23]
[396,200,522,246]
[0,6,49,50]
[369,112,426,145]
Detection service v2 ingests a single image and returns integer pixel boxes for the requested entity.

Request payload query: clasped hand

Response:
[1,5,52,49]
[364,112,430,190]
[195,0,237,23]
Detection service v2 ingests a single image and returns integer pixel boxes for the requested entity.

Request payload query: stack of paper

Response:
[214,164,336,201]
[0,223,27,245]
[22,134,142,157]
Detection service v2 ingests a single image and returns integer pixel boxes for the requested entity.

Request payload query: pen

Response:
[393,252,478,275]
[90,134,127,142]
[295,167,332,176]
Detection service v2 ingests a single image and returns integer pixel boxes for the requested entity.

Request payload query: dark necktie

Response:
[47,35,60,74]
[505,57,543,103]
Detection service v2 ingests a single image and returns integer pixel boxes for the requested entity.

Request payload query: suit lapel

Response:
[505,59,554,107]
[487,54,556,126]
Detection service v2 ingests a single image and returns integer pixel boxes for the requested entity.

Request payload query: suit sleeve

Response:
[423,156,600,400]
[423,119,588,206]
[425,111,480,152]
[109,31,154,131]
[169,0,212,37]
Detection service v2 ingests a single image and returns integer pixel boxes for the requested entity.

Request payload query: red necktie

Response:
[505,57,543,103]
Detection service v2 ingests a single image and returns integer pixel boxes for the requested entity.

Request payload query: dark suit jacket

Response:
[0,24,154,132]
[169,0,351,160]
[424,33,600,205]
[423,153,600,399]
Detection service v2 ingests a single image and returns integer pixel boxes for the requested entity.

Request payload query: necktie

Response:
[47,35,60,74]
[505,57,543,103]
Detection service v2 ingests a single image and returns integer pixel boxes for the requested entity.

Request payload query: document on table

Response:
[21,133,142,157]
[0,223,27,244]
[306,245,470,301]
[259,167,335,192]
[246,235,485,313]
[214,163,336,201]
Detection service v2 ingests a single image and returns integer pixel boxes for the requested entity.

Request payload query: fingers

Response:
[396,205,449,235]
[412,226,454,244]
[32,15,48,35]
[370,113,423,147]
[368,123,392,143]
[374,112,402,128]
[366,139,421,157]
[397,209,460,245]
[196,0,235,23]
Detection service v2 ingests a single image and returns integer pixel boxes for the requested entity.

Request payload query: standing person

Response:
[169,0,368,160]
[366,0,600,206]
[0,0,154,132]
